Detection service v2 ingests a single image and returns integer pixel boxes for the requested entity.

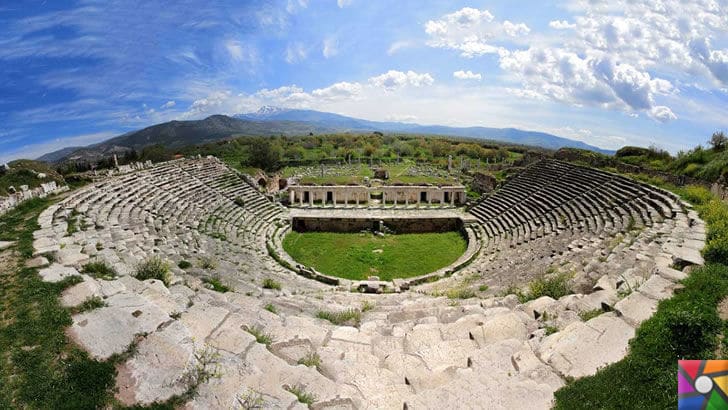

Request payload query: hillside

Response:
[0,160,65,196]
[38,109,613,164]
[237,107,614,154]
[38,115,333,163]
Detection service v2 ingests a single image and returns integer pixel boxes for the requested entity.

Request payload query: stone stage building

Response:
[288,184,467,207]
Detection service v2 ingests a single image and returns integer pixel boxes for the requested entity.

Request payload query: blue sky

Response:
[1,0,727,162]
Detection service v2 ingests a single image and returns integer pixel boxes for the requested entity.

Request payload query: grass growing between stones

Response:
[316,308,362,326]
[284,384,317,406]
[82,260,117,280]
[134,255,171,286]
[555,186,728,409]
[202,276,231,293]
[0,197,117,408]
[282,231,467,281]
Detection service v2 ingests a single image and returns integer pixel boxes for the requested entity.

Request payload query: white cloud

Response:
[499,48,676,119]
[224,40,258,64]
[160,100,176,109]
[453,70,482,80]
[502,21,530,37]
[285,42,308,63]
[311,81,362,99]
[387,40,413,55]
[337,0,352,8]
[323,37,338,58]
[368,70,434,90]
[548,20,575,30]
[425,7,529,57]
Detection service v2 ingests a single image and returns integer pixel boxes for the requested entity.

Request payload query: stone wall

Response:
[291,216,464,233]
[289,185,467,207]
[0,181,68,216]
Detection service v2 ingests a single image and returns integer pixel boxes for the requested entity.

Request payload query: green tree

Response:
[710,131,727,151]
[246,138,283,171]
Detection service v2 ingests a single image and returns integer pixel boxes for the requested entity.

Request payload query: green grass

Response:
[282,231,467,281]
[177,260,192,269]
[0,196,117,408]
[446,287,477,299]
[297,352,321,369]
[284,384,317,406]
[578,309,603,322]
[245,326,274,346]
[262,278,282,290]
[81,260,117,280]
[316,309,362,326]
[202,276,231,293]
[134,256,172,286]
[77,296,106,313]
[516,272,573,303]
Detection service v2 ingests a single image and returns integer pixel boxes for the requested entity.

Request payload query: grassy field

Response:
[282,231,467,281]
[0,197,116,409]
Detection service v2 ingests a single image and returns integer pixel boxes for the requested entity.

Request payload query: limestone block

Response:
[206,313,255,354]
[614,292,658,327]
[115,321,195,405]
[25,255,49,268]
[61,275,101,307]
[38,263,81,282]
[470,312,528,346]
[538,314,634,378]
[638,275,674,301]
[67,293,170,359]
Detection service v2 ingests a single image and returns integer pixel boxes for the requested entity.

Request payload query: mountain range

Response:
[37,107,614,163]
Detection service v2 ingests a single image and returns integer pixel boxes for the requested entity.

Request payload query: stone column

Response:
[367,191,371,207]
[309,191,313,207]
[356,192,359,207]
[290,190,295,205]
[382,192,386,208]
[300,191,304,207]
[450,190,455,206]
[333,191,337,208]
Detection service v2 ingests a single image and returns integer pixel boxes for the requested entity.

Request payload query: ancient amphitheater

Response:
[31,156,705,409]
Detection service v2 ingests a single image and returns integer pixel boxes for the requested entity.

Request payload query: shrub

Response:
[297,352,321,369]
[704,236,728,265]
[81,260,117,280]
[134,256,171,286]
[578,309,603,322]
[446,287,477,299]
[177,260,192,269]
[316,309,361,326]
[284,385,316,406]
[264,303,277,314]
[78,296,106,312]
[545,325,559,336]
[203,276,231,293]
[478,284,489,292]
[199,256,217,270]
[262,278,281,290]
[245,326,273,346]
[525,273,572,302]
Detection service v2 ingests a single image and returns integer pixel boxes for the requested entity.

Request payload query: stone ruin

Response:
[29,156,704,408]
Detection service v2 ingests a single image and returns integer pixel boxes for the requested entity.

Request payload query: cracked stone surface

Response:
[30,157,705,409]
